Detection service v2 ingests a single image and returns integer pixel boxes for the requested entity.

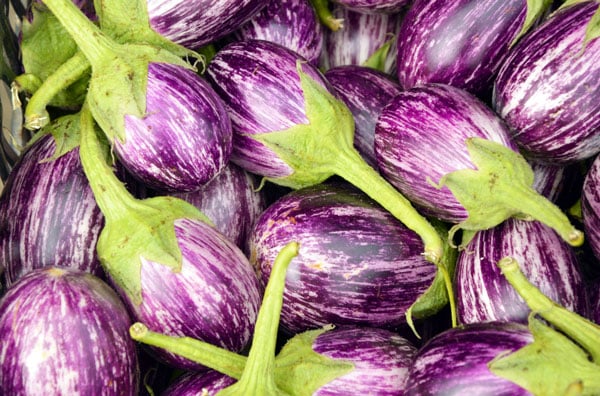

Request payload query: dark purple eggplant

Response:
[374,83,583,247]
[325,65,402,168]
[531,160,581,205]
[248,182,436,334]
[0,117,103,287]
[235,0,324,65]
[455,218,587,325]
[583,154,600,262]
[162,370,236,396]
[493,1,600,163]
[404,321,533,395]
[332,0,410,14]
[396,0,550,97]
[0,267,139,394]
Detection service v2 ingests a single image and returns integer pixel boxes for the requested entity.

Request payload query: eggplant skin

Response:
[249,182,436,334]
[0,134,104,287]
[455,219,588,325]
[493,1,600,163]
[404,321,532,396]
[396,0,526,96]
[332,0,410,14]
[582,154,600,262]
[161,370,235,396]
[0,267,139,395]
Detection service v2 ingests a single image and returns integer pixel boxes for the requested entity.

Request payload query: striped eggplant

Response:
[374,83,583,247]
[167,162,266,252]
[320,3,403,75]
[493,1,600,163]
[332,0,410,14]
[454,218,587,325]
[0,267,139,395]
[404,321,533,395]
[531,161,582,205]
[0,123,103,287]
[162,370,236,396]
[395,0,550,97]
[235,0,324,65]
[325,65,402,168]
[582,154,600,262]
[248,182,436,333]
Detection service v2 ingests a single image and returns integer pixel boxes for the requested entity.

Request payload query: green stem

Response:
[24,51,90,130]
[129,323,247,379]
[498,257,600,363]
[41,0,116,65]
[309,0,344,31]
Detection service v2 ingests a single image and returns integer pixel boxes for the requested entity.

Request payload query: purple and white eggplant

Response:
[493,1,600,163]
[235,0,324,65]
[582,154,600,262]
[331,0,410,14]
[0,117,103,287]
[455,218,587,325]
[162,370,236,396]
[396,0,550,97]
[404,321,533,395]
[374,83,583,247]
[324,65,402,168]
[0,267,139,394]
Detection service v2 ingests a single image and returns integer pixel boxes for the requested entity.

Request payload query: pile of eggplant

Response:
[0,0,599,394]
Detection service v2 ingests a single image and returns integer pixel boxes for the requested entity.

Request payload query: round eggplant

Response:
[583,154,600,262]
[0,267,139,394]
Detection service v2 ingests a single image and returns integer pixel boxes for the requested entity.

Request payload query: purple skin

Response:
[396,0,527,97]
[332,0,410,14]
[582,154,600,262]
[168,162,266,253]
[530,161,579,204]
[374,83,516,223]
[235,0,324,65]
[206,39,327,178]
[325,65,402,169]
[248,182,436,334]
[115,62,232,193]
[320,4,403,75]
[161,370,236,396]
[0,134,104,287]
[117,218,262,370]
[493,1,600,163]
[404,321,533,395]
[147,0,268,49]
[0,267,139,394]
[313,326,417,396]
[455,218,588,325]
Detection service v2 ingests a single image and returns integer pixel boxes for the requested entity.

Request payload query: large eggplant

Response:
[404,321,532,395]
[454,218,587,325]
[325,65,402,168]
[248,182,436,334]
[583,154,600,262]
[0,267,139,394]
[0,126,103,287]
[235,0,323,65]
[493,1,600,163]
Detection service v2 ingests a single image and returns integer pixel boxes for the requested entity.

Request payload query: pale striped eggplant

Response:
[582,154,600,261]
[248,182,436,334]
[493,1,600,163]
[332,0,410,14]
[0,267,139,395]
[454,218,587,325]
[325,65,402,168]
[235,0,324,65]
[404,321,533,395]
[0,131,104,287]
[396,0,535,97]
[320,4,403,75]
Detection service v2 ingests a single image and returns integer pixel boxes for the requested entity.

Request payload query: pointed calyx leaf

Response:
[78,105,209,305]
[32,113,81,160]
[511,0,553,47]
[309,0,344,31]
[362,34,395,72]
[436,138,583,247]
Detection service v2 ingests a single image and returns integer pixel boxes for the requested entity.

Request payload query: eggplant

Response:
[162,370,236,396]
[235,0,324,65]
[374,83,583,247]
[404,321,533,395]
[324,65,402,168]
[493,1,600,163]
[531,161,581,205]
[248,182,436,334]
[454,218,587,325]
[0,120,103,287]
[320,3,403,75]
[582,154,600,262]
[0,267,139,394]
[395,0,549,97]
[332,0,410,14]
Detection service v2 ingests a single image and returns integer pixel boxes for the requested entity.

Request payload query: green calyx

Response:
[511,0,553,47]
[309,0,344,31]
[436,137,584,248]
[361,34,395,73]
